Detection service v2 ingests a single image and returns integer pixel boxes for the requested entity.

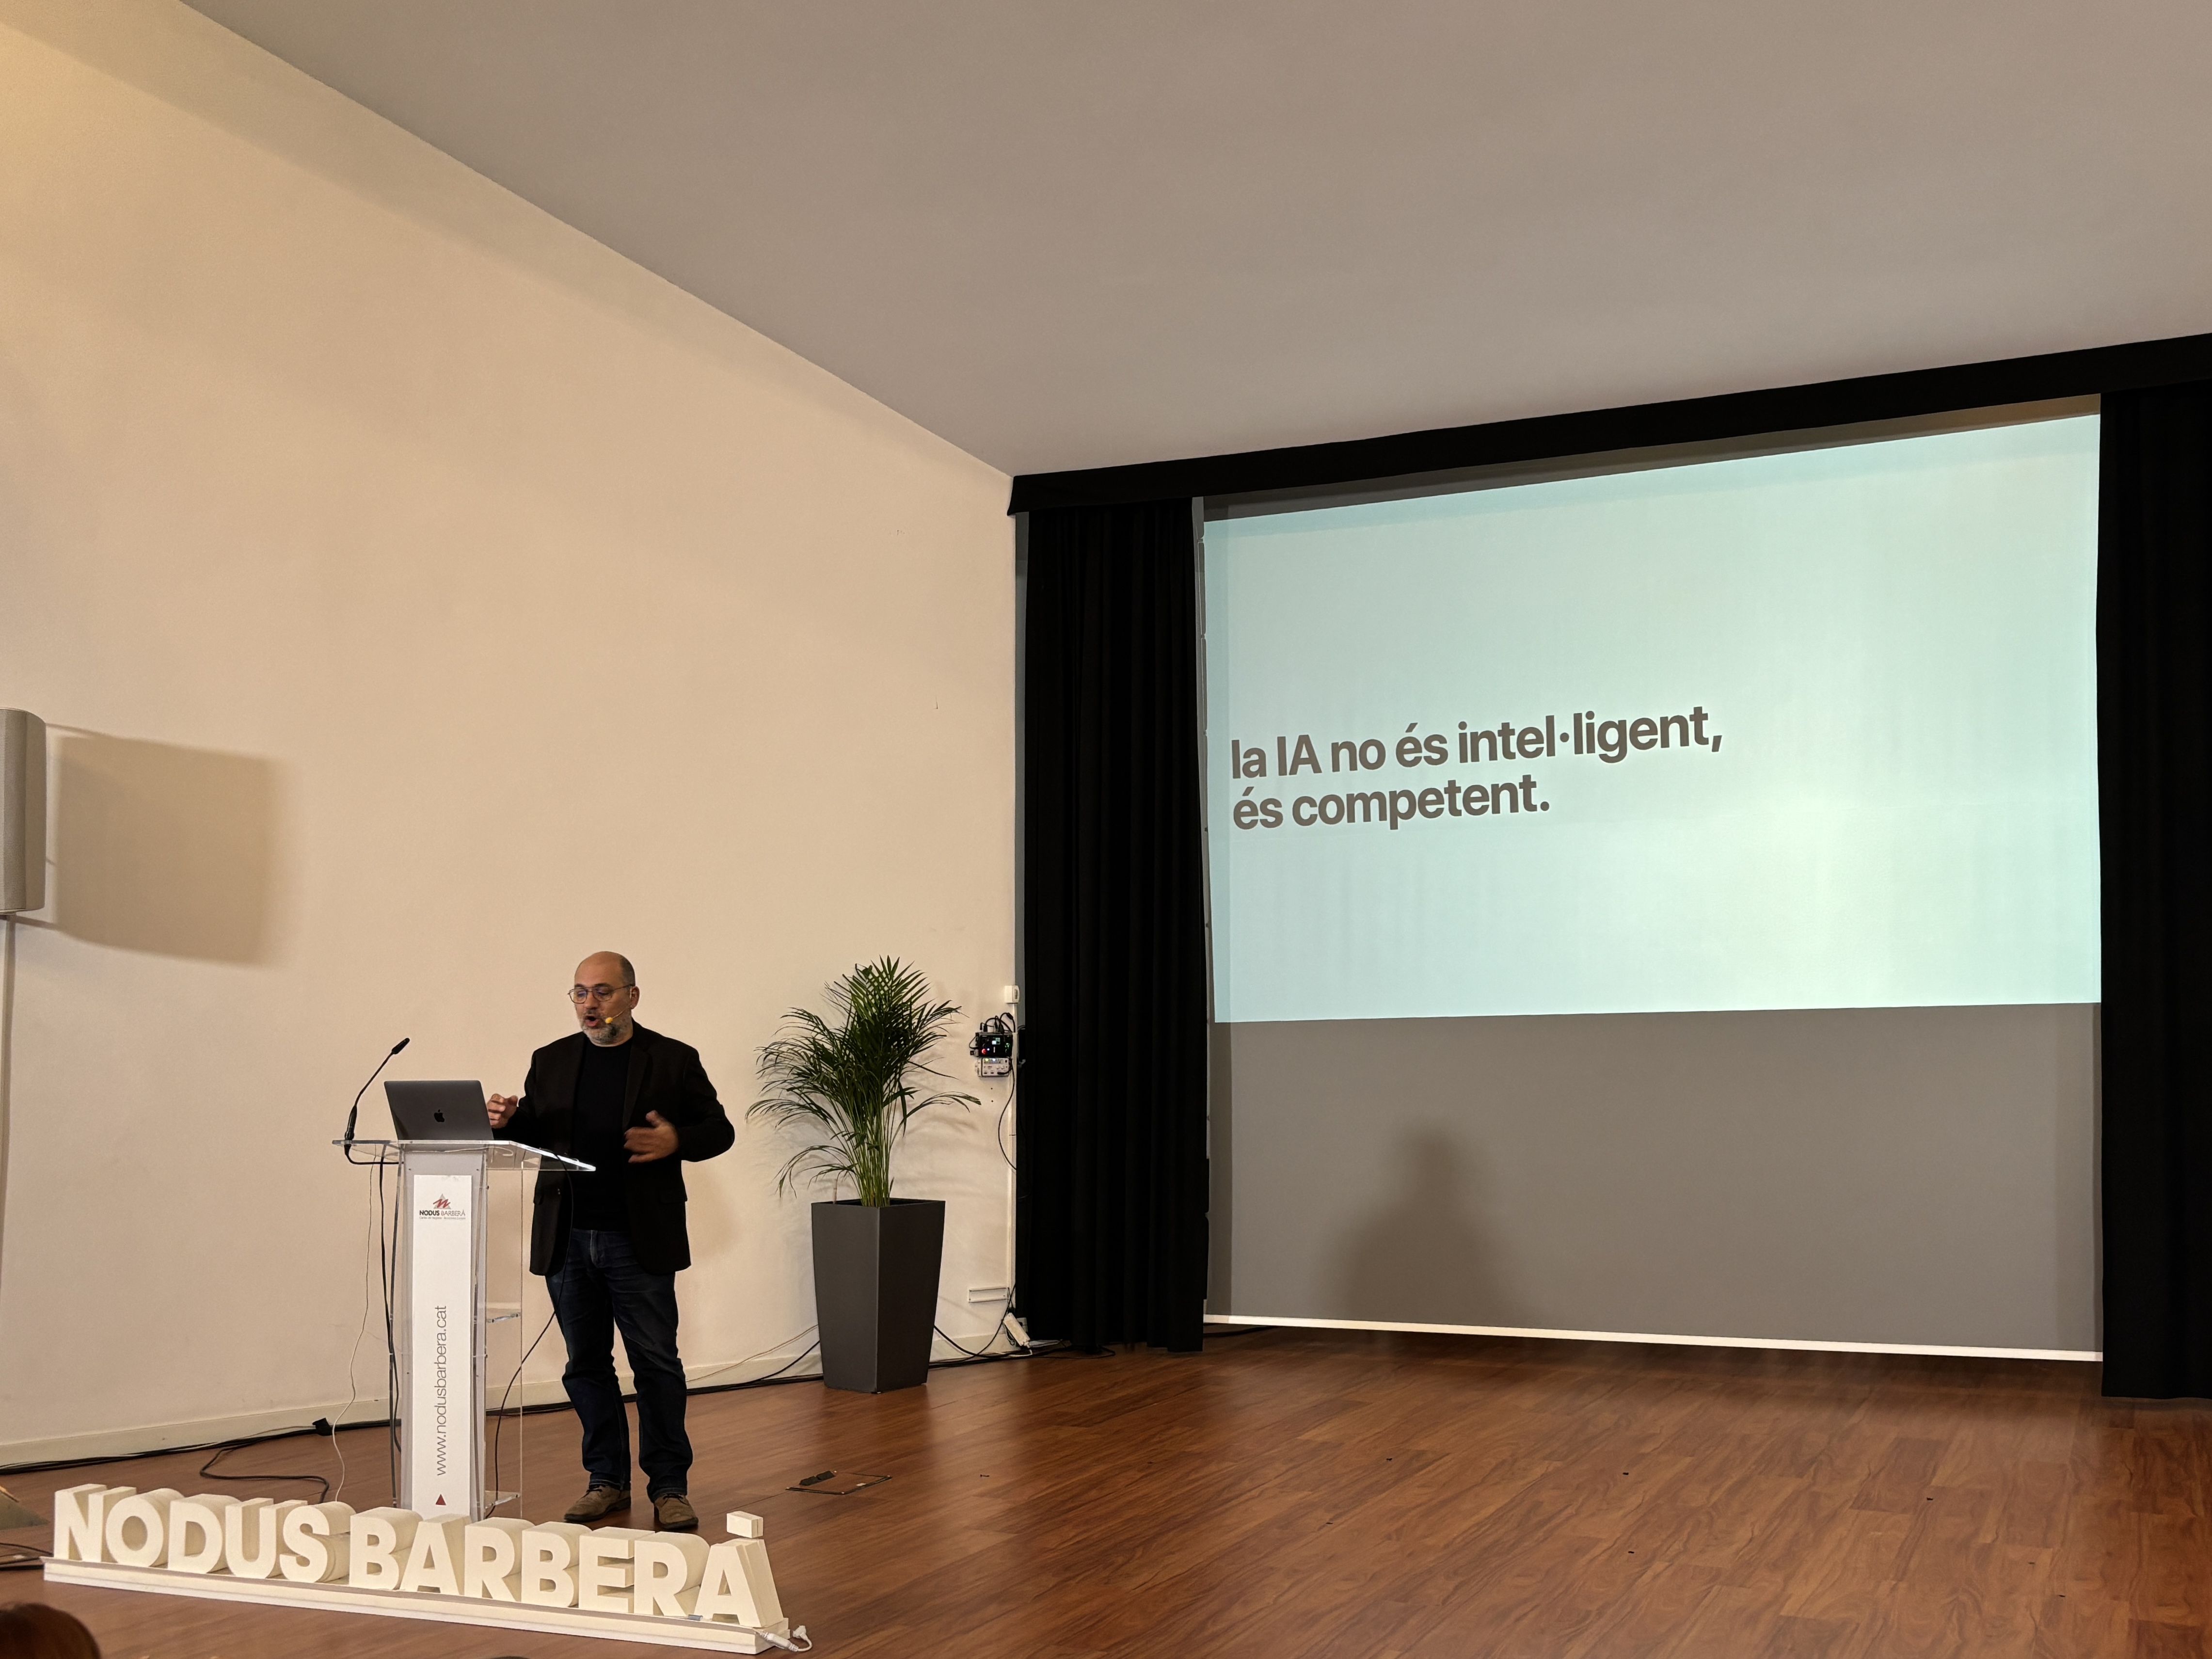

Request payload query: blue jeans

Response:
[546,1228,692,1498]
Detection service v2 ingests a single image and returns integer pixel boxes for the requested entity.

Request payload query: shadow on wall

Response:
[1337,1127,1523,1328]
[53,734,285,964]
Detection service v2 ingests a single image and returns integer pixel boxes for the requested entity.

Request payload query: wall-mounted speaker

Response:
[1,710,47,915]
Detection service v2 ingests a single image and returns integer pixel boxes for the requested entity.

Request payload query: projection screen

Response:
[1203,409,2101,1355]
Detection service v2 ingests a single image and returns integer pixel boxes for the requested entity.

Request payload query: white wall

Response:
[0,0,1015,1462]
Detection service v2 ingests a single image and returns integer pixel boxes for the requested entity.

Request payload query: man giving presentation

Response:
[488,951,734,1531]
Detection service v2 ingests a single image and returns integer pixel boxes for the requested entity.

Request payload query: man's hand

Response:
[626,1111,679,1163]
[487,1093,520,1131]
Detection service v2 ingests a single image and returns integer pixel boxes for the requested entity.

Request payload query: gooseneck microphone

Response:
[343,1037,411,1149]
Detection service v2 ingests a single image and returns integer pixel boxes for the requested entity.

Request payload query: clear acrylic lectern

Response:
[336,1138,590,1519]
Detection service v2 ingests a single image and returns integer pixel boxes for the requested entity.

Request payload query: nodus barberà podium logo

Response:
[417,1195,465,1220]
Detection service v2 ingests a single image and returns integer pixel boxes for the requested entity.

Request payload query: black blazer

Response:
[496,1024,735,1276]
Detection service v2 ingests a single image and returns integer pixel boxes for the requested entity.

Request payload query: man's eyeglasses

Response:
[569,984,634,1004]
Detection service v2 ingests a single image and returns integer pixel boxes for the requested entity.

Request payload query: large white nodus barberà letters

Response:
[46,1487,799,1652]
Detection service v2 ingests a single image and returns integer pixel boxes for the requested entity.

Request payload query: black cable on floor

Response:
[1,1420,367,1481]
[3,1318,1085,1488]
[198,1440,332,1503]
[934,1308,1022,1360]
[681,1340,827,1400]
[736,1340,823,1386]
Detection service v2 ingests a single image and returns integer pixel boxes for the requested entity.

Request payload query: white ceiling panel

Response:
[182,0,2212,475]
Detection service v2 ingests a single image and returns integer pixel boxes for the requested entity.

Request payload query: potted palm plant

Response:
[750,957,976,1393]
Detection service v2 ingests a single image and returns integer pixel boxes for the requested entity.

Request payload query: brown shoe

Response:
[652,1492,698,1531]
[563,1484,630,1522]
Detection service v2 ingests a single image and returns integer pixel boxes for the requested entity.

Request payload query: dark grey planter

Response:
[811,1197,945,1394]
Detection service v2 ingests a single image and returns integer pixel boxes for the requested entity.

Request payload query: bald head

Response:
[577,951,634,988]
[571,952,640,1045]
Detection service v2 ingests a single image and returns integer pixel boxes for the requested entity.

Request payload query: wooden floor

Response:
[5,1327,2210,1658]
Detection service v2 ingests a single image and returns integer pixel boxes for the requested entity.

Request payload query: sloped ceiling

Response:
[185,0,2212,475]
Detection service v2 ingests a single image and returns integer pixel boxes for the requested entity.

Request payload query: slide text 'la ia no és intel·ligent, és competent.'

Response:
[1225,708,1721,831]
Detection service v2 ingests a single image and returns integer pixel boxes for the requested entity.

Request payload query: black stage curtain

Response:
[2101,380,2212,1398]
[1010,331,2212,513]
[1018,499,1208,1352]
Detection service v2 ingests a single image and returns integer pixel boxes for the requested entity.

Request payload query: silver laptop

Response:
[385,1080,493,1141]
